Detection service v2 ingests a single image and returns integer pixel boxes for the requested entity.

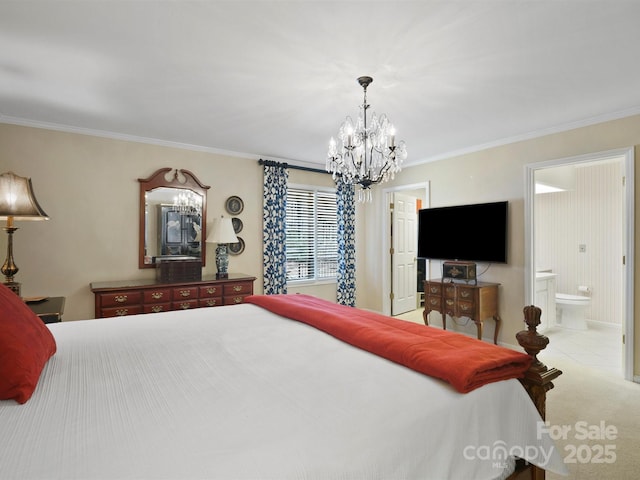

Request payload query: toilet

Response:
[555,291,590,330]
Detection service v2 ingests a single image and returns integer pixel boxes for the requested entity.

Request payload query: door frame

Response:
[524,146,635,381]
[381,181,430,316]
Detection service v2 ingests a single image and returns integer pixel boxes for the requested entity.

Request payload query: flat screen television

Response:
[417,201,508,263]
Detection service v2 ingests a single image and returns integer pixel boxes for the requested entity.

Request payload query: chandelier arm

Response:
[377,161,394,179]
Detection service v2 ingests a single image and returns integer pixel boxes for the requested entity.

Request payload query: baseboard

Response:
[586,319,622,330]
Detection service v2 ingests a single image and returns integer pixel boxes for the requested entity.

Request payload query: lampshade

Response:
[0,172,49,296]
[0,172,49,221]
[206,217,238,244]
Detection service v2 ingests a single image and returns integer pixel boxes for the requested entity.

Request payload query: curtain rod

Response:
[258,158,329,175]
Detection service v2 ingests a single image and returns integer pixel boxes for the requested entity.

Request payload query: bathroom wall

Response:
[534,159,624,326]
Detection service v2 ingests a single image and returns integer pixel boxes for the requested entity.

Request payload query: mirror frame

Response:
[138,168,210,269]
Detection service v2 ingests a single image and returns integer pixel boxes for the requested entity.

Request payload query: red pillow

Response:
[0,283,57,403]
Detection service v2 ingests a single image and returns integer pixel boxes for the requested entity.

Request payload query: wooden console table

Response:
[90,273,255,318]
[423,279,501,344]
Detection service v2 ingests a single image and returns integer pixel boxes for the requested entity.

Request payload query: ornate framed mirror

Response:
[138,168,210,269]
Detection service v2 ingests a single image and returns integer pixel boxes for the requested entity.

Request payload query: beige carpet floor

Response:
[541,351,640,479]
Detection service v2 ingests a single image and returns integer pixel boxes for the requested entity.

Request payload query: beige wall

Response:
[360,114,640,375]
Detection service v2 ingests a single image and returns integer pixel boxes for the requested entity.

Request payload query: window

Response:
[286,186,338,282]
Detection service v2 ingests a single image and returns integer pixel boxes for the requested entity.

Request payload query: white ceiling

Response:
[2,1,640,168]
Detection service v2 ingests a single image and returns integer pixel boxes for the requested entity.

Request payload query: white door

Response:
[391,192,418,315]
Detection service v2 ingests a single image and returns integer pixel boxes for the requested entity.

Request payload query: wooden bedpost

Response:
[516,305,562,419]
[514,306,562,480]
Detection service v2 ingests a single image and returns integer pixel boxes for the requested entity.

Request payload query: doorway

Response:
[524,147,634,381]
[381,182,429,316]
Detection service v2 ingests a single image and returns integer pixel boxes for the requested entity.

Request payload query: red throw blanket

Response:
[245,294,532,393]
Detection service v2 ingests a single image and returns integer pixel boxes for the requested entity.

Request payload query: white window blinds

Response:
[286,187,337,282]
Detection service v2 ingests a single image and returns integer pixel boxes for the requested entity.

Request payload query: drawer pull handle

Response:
[206,299,217,306]
[114,295,127,303]
[233,285,243,292]
[151,305,163,313]
[460,304,470,311]
[115,309,128,316]
[206,287,217,294]
[233,296,243,304]
[460,291,470,298]
[179,290,191,297]
[429,287,438,293]
[179,302,191,309]
[429,299,439,306]
[446,299,454,306]
[151,292,164,299]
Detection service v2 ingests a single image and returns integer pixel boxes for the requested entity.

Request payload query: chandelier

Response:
[174,190,202,215]
[326,76,407,202]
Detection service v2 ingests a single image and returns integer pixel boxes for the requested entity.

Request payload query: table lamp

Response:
[0,172,49,296]
[206,216,238,279]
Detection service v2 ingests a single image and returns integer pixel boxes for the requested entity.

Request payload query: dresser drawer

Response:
[457,287,476,302]
[199,285,222,298]
[99,291,142,308]
[224,294,250,305]
[457,300,477,317]
[444,285,456,299]
[100,305,144,318]
[199,297,223,308]
[172,287,198,300]
[425,295,441,309]
[143,288,171,304]
[425,282,442,295]
[223,282,253,295]
[173,299,198,310]
[143,303,172,314]
[443,297,456,316]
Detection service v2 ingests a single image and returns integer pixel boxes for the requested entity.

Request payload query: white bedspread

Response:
[0,304,567,479]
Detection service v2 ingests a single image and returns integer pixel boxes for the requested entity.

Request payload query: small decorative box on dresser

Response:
[90,273,255,318]
[423,279,501,344]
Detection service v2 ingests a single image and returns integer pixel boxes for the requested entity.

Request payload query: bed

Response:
[0,286,568,479]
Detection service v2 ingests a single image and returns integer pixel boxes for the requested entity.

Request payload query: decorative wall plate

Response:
[232,217,243,234]
[225,196,244,215]
[228,237,245,255]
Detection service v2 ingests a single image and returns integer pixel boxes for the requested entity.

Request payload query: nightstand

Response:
[26,297,66,324]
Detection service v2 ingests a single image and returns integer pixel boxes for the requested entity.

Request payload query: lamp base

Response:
[215,244,230,279]
[3,281,21,296]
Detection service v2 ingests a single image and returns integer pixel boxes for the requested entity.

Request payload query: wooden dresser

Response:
[90,273,256,318]
[423,279,501,344]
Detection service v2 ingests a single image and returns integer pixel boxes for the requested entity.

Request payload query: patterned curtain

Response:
[262,163,289,294]
[336,181,356,306]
